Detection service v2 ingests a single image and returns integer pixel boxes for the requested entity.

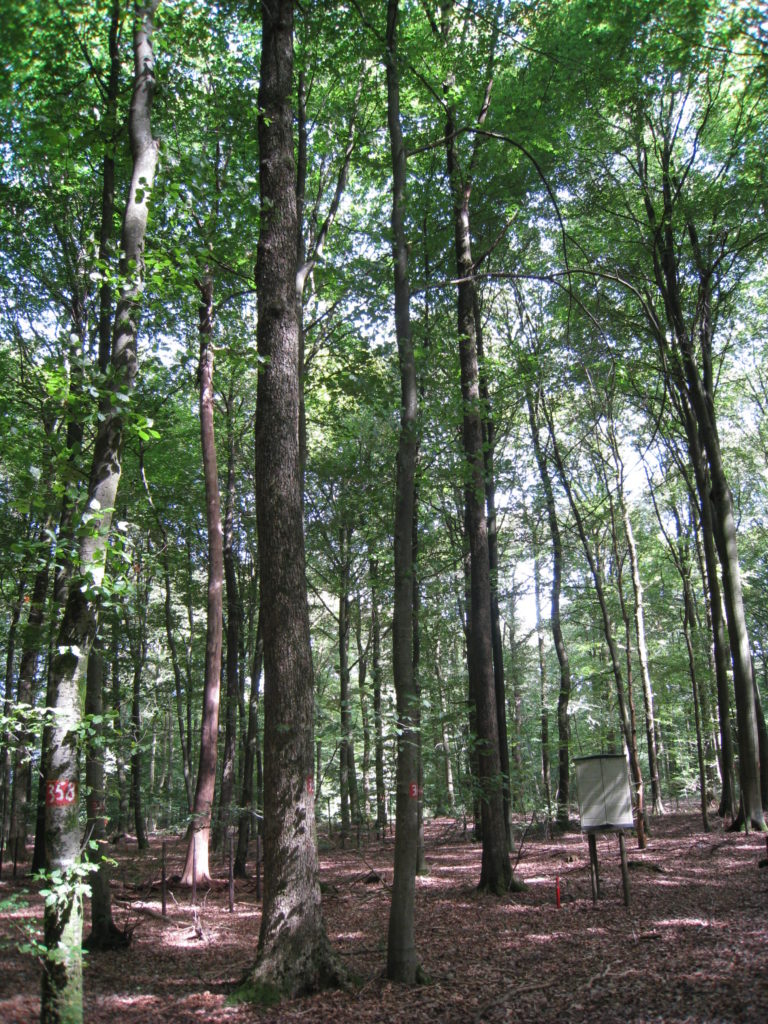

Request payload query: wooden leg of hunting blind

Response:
[588,833,600,903]
[618,831,630,907]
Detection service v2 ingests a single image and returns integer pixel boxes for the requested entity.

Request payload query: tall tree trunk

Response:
[84,640,128,948]
[445,99,513,896]
[385,0,422,984]
[369,554,387,836]
[611,439,664,815]
[9,526,52,867]
[235,618,262,878]
[240,0,341,999]
[533,543,551,823]
[355,597,372,820]
[140,447,194,812]
[41,5,159,1017]
[545,410,646,848]
[181,276,224,885]
[641,145,763,828]
[1,581,23,869]
[685,423,737,818]
[478,305,511,846]
[524,381,572,827]
[214,397,242,853]
[129,624,149,851]
[111,630,129,836]
[338,526,354,839]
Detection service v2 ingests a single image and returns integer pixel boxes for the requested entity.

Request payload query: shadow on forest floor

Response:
[1,807,766,1023]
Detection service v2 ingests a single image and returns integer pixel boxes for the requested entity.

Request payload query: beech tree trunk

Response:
[235,618,262,878]
[214,399,242,853]
[639,140,763,829]
[41,5,159,1018]
[385,0,422,984]
[445,100,513,897]
[84,642,128,948]
[610,437,664,816]
[182,275,224,886]
[8,524,51,867]
[525,381,572,827]
[240,0,341,1000]
[369,554,387,836]
[546,411,647,848]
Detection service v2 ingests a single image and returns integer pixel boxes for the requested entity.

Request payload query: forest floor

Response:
[1,806,767,1023]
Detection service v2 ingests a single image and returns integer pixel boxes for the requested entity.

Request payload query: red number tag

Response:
[409,782,418,799]
[306,776,314,795]
[46,779,77,807]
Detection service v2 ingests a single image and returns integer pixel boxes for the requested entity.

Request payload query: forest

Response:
[0,0,767,1021]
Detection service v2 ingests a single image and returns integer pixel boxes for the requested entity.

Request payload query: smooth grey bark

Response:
[369,554,387,836]
[1,582,23,869]
[235,616,262,879]
[41,5,159,1018]
[182,276,224,885]
[338,526,358,838]
[214,392,242,853]
[544,407,647,848]
[8,522,52,867]
[609,437,664,816]
[684,432,737,817]
[385,0,422,984]
[637,135,763,829]
[533,544,552,822]
[524,381,572,827]
[127,593,149,851]
[84,641,128,948]
[240,0,341,1000]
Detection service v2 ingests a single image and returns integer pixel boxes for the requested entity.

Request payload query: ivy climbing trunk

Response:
[40,4,159,1018]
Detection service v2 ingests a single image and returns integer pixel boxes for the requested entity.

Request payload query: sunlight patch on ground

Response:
[655,917,714,928]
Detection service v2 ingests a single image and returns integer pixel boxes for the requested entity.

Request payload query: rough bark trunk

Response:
[478,308,511,846]
[687,434,736,818]
[239,0,341,1000]
[445,101,513,896]
[41,6,159,1018]
[385,0,422,984]
[181,276,224,885]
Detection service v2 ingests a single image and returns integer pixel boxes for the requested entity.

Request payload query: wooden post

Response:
[228,832,234,912]
[588,832,600,903]
[618,831,631,907]
[161,840,167,917]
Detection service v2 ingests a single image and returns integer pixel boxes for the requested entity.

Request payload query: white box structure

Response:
[574,754,634,832]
